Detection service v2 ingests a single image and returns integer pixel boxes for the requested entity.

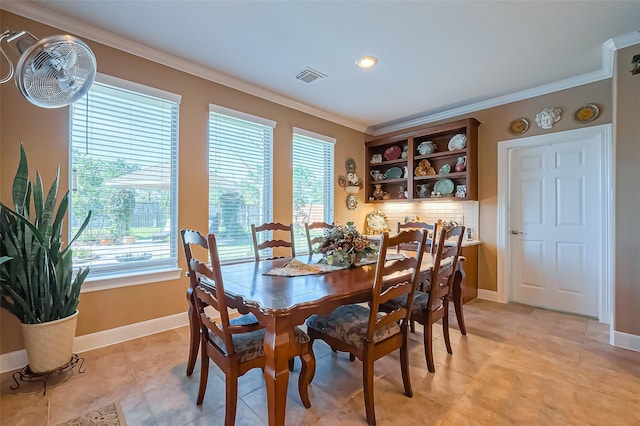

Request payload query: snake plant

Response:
[0,144,91,324]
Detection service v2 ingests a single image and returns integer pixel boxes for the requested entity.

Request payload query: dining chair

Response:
[304,221,334,253]
[396,221,437,254]
[180,228,258,376]
[251,222,296,261]
[383,225,465,373]
[190,234,315,425]
[306,229,427,426]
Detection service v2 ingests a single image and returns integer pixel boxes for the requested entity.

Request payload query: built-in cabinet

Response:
[365,118,480,203]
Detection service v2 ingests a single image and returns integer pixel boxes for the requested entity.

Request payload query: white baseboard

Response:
[477,289,501,302]
[612,330,640,352]
[0,312,189,373]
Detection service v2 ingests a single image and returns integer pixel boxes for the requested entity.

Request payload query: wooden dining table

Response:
[217,253,441,426]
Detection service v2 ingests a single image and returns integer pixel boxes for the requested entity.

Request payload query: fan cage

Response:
[15,34,96,108]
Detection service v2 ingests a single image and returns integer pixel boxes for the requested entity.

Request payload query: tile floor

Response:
[1,300,640,425]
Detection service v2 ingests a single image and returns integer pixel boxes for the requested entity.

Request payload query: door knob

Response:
[510,230,524,235]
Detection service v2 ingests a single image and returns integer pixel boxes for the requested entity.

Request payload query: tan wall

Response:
[0,11,367,354]
[368,79,613,294]
[613,44,640,336]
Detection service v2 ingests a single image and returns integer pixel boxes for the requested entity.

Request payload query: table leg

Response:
[452,260,467,335]
[186,287,199,376]
[263,317,291,426]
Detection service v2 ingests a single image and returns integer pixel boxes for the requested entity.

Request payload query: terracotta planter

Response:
[21,311,78,373]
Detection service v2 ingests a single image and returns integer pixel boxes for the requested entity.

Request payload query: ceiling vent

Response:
[295,67,327,84]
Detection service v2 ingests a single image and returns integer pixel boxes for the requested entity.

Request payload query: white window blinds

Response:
[70,76,179,277]
[208,105,275,262]
[292,129,335,252]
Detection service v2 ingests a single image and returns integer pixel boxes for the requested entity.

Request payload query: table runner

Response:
[264,254,406,277]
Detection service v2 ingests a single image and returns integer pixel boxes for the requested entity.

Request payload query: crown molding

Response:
[1,2,368,133]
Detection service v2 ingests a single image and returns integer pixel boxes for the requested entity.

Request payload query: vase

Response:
[21,310,79,373]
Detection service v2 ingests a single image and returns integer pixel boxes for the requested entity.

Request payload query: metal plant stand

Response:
[10,354,85,395]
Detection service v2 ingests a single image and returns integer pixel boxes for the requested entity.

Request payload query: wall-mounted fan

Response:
[0,30,97,108]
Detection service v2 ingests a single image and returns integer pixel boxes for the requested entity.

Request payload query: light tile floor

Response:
[2,300,640,425]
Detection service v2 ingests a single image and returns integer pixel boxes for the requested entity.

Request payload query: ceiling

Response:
[3,1,640,134]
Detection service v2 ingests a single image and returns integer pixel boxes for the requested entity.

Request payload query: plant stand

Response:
[10,353,85,395]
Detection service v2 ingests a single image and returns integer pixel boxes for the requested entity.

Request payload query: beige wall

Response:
[613,44,640,336]
[0,11,367,354]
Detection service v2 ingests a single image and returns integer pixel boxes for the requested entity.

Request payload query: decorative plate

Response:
[385,166,403,179]
[448,134,467,151]
[365,210,388,234]
[574,104,599,123]
[509,118,529,135]
[383,145,401,161]
[346,195,358,210]
[434,178,455,195]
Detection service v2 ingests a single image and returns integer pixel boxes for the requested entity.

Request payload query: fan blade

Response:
[62,49,77,71]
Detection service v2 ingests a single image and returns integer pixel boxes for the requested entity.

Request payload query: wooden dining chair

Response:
[180,228,258,377]
[306,229,427,426]
[384,225,465,373]
[251,222,295,261]
[304,221,334,253]
[396,221,437,254]
[190,234,315,425]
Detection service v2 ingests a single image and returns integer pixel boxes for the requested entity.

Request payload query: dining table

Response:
[216,252,444,426]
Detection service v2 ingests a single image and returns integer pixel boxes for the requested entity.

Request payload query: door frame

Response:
[496,124,613,323]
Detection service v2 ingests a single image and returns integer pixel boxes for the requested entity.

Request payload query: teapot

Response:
[417,141,437,155]
[370,170,386,181]
[455,156,467,172]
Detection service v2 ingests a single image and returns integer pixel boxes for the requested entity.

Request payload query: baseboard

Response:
[477,289,501,302]
[612,330,640,352]
[0,311,189,373]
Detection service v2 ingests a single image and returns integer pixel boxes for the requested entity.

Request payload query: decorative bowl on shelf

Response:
[383,145,401,161]
[417,141,436,155]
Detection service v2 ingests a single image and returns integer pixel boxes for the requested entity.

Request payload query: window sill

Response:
[81,268,183,293]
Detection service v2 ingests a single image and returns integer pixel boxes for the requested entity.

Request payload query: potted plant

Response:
[0,145,91,373]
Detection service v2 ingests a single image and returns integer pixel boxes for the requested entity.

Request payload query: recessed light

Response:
[356,56,378,69]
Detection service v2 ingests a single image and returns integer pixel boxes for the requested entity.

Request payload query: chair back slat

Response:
[251,222,296,261]
[368,229,427,342]
[181,229,209,290]
[396,221,437,253]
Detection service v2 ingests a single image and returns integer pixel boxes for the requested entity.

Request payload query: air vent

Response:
[295,67,327,84]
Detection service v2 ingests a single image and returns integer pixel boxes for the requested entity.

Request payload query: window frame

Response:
[70,74,182,292]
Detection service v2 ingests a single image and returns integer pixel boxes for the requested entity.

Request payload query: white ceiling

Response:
[3,1,640,134]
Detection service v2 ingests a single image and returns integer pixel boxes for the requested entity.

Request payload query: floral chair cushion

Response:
[210,316,309,363]
[306,304,401,348]
[380,291,444,315]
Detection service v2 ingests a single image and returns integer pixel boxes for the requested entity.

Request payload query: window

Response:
[70,74,180,282]
[208,105,275,262]
[292,128,335,252]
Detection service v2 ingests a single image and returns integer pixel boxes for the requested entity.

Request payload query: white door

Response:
[509,134,602,316]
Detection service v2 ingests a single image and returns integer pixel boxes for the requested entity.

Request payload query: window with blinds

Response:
[70,75,180,277]
[208,105,275,262]
[292,128,335,252]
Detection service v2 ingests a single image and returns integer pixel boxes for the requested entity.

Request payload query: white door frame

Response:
[496,124,613,324]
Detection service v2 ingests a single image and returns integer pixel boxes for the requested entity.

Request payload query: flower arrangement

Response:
[315,222,378,266]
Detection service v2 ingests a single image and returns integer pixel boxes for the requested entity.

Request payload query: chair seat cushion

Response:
[211,318,309,363]
[380,291,443,315]
[306,304,401,348]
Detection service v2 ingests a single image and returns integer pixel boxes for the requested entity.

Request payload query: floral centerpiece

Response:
[315,222,378,266]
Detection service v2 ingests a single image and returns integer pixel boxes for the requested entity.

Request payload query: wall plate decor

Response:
[535,107,562,129]
[508,118,529,135]
[346,194,358,210]
[574,104,600,123]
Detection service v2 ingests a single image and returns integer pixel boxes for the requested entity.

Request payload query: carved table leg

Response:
[452,259,467,335]
[264,317,292,426]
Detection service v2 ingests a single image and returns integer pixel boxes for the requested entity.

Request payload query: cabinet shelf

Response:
[365,118,480,202]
